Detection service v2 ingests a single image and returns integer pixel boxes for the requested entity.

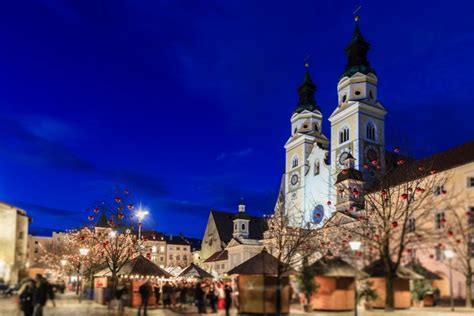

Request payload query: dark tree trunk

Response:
[385,270,395,311]
[466,267,473,308]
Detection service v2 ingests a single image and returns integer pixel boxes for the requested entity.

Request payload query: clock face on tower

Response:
[337,147,352,169]
[290,173,299,187]
[366,147,378,162]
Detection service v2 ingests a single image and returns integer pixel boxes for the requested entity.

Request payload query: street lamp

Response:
[444,249,455,311]
[349,241,362,316]
[136,209,148,241]
[79,248,89,303]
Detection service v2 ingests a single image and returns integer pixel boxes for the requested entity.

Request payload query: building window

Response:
[314,160,320,176]
[152,246,157,253]
[435,245,444,261]
[469,207,474,227]
[160,246,165,252]
[314,124,318,132]
[339,127,349,144]
[241,224,246,230]
[35,241,38,244]
[169,247,173,250]
[183,255,187,261]
[407,218,416,232]
[467,177,474,188]
[169,255,173,260]
[160,256,164,262]
[292,156,299,168]
[176,247,180,251]
[434,185,445,196]
[435,212,445,230]
[176,255,180,261]
[366,123,376,141]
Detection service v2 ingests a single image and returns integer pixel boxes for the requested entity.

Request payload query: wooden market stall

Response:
[94,255,172,307]
[310,256,368,311]
[227,249,292,315]
[363,259,423,309]
[178,263,214,280]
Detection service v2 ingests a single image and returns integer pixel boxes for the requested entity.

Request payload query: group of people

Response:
[136,280,236,315]
[18,274,55,316]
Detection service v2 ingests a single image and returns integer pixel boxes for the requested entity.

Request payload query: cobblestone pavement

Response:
[1,293,474,316]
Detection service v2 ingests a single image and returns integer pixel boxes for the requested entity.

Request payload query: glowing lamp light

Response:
[60,259,67,266]
[349,240,361,251]
[109,231,117,238]
[79,248,90,256]
[137,210,149,221]
[444,249,455,259]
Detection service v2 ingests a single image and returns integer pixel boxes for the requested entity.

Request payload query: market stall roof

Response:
[179,263,213,279]
[311,256,369,279]
[363,259,423,280]
[94,255,172,278]
[404,262,442,280]
[227,249,293,276]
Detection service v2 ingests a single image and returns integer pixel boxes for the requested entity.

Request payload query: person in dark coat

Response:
[195,282,205,314]
[224,284,232,316]
[138,281,151,316]
[19,279,35,316]
[33,274,49,316]
[162,282,171,308]
[207,285,218,313]
[154,284,161,307]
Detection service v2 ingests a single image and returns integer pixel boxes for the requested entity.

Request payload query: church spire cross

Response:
[341,5,376,78]
[293,57,320,114]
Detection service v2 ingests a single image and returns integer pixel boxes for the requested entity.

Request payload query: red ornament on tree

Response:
[374,234,380,241]
[107,219,114,226]
[401,193,408,200]
[440,218,447,224]
[124,188,129,195]
[429,254,434,259]
[448,230,454,236]
[397,159,406,165]
[430,169,437,175]
[456,239,461,244]
[394,146,401,153]
[127,203,134,210]
[418,166,424,171]
[371,159,378,166]
[88,215,94,221]
[93,208,100,214]
[352,189,359,197]
[118,213,125,220]
[327,201,332,206]
[391,221,398,228]
[115,197,121,203]
[363,163,369,169]
[466,211,472,217]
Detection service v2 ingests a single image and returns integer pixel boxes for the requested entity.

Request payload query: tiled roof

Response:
[203,250,228,263]
[166,235,190,246]
[335,168,363,184]
[226,250,292,276]
[211,210,267,244]
[179,263,213,279]
[375,140,474,189]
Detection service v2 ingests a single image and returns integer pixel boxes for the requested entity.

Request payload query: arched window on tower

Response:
[292,156,299,168]
[367,122,376,141]
[339,127,350,144]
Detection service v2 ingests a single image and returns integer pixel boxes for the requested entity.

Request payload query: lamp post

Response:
[79,248,90,303]
[349,241,362,316]
[444,249,455,311]
[136,209,148,241]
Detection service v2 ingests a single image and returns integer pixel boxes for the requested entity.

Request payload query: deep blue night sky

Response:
[0,0,473,238]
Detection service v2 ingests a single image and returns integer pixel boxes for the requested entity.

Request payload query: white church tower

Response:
[283,64,332,227]
[329,18,387,183]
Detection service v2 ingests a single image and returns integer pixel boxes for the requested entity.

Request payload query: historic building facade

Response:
[279,20,386,227]
[0,202,29,284]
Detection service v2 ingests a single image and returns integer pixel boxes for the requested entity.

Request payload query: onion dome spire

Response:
[341,15,376,78]
[294,61,320,114]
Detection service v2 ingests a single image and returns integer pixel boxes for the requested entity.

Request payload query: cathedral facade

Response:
[280,21,386,227]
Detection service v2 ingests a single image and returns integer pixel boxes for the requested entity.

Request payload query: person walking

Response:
[19,279,35,316]
[224,284,232,316]
[138,281,151,316]
[116,285,128,316]
[207,285,218,313]
[154,283,161,307]
[194,282,205,314]
[33,274,49,316]
[162,282,171,308]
